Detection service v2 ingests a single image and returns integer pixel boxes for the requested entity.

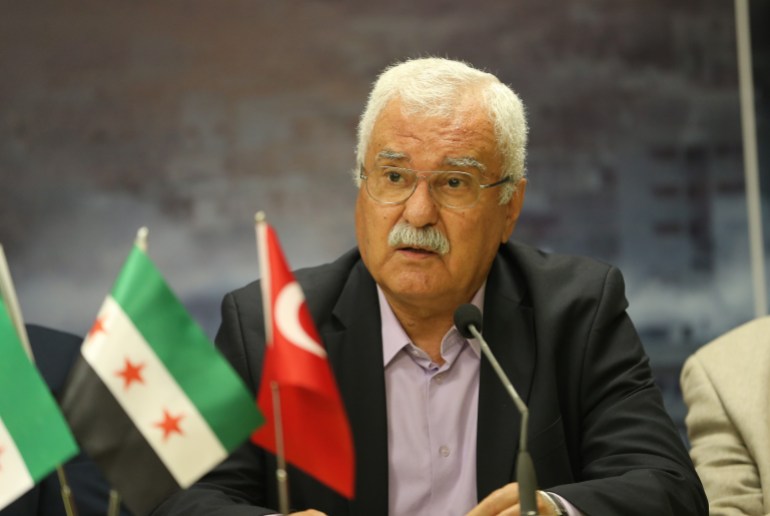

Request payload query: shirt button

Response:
[434,374,444,384]
[439,445,450,457]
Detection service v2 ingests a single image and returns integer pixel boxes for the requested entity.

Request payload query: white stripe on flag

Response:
[0,417,34,510]
[82,297,227,487]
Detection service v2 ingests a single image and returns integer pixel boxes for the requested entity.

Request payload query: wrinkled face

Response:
[355,98,526,312]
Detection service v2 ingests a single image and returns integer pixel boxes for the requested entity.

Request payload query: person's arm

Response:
[681,354,764,514]
[547,267,707,515]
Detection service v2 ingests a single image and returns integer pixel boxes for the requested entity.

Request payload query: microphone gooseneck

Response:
[454,304,539,516]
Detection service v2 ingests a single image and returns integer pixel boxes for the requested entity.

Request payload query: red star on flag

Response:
[115,357,145,390]
[88,316,108,339]
[154,409,184,441]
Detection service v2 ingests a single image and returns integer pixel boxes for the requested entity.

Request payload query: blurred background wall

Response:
[1,0,768,433]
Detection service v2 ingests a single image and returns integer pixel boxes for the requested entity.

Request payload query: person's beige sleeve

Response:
[681,317,770,516]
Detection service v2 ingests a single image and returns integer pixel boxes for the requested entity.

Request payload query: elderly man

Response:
[154,58,706,515]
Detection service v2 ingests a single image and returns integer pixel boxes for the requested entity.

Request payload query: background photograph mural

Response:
[1,0,768,435]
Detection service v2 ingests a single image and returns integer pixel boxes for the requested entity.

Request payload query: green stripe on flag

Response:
[111,246,263,451]
[0,297,78,481]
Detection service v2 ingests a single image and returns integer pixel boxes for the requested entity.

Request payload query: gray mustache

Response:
[387,222,450,255]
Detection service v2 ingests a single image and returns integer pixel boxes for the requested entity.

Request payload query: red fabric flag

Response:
[252,219,355,499]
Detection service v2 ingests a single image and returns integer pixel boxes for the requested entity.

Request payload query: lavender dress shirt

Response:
[379,286,483,515]
[377,287,579,516]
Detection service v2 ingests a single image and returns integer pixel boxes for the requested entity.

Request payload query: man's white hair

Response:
[354,57,528,203]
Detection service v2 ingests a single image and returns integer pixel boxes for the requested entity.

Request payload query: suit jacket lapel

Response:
[322,261,389,516]
[476,252,536,500]
[315,250,536,510]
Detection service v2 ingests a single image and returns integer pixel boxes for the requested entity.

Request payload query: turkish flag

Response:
[252,219,355,499]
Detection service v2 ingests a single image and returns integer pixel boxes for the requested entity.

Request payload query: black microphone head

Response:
[454,303,483,338]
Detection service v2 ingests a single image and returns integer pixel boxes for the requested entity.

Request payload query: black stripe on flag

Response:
[62,356,180,515]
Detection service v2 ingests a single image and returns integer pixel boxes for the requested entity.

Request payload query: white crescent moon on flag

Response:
[275,281,327,358]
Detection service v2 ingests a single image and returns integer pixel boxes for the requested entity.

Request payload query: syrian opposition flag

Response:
[252,218,355,499]
[0,295,78,510]
[61,243,264,515]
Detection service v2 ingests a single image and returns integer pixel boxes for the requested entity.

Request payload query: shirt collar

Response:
[379,284,485,367]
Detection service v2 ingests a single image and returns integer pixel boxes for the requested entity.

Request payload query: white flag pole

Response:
[135,226,149,253]
[0,245,33,360]
[255,212,290,515]
[0,244,79,516]
[256,212,272,346]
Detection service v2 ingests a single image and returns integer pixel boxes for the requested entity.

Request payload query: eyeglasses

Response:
[359,166,511,209]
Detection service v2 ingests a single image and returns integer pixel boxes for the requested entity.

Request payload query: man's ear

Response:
[501,178,527,243]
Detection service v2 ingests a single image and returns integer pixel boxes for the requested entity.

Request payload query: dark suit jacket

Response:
[154,241,707,515]
[1,325,131,516]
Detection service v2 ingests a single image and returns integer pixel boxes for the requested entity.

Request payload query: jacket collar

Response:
[323,259,389,516]
[318,248,535,512]
[476,249,536,499]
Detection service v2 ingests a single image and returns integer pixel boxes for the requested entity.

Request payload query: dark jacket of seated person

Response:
[1,324,131,516]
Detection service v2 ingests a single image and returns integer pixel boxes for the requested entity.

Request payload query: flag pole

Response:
[102,227,149,514]
[135,226,149,253]
[0,244,80,516]
[55,467,79,516]
[0,245,33,360]
[270,381,290,515]
[255,212,272,346]
[107,490,121,516]
[255,212,291,514]
[98,226,149,516]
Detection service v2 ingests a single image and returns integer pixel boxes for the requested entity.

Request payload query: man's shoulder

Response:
[25,324,83,394]
[26,323,82,349]
[293,248,364,290]
[490,242,626,332]
[692,315,770,368]
[501,240,616,293]
[505,240,612,271]
[227,247,363,307]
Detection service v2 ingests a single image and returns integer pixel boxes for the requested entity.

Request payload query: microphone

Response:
[454,304,539,516]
